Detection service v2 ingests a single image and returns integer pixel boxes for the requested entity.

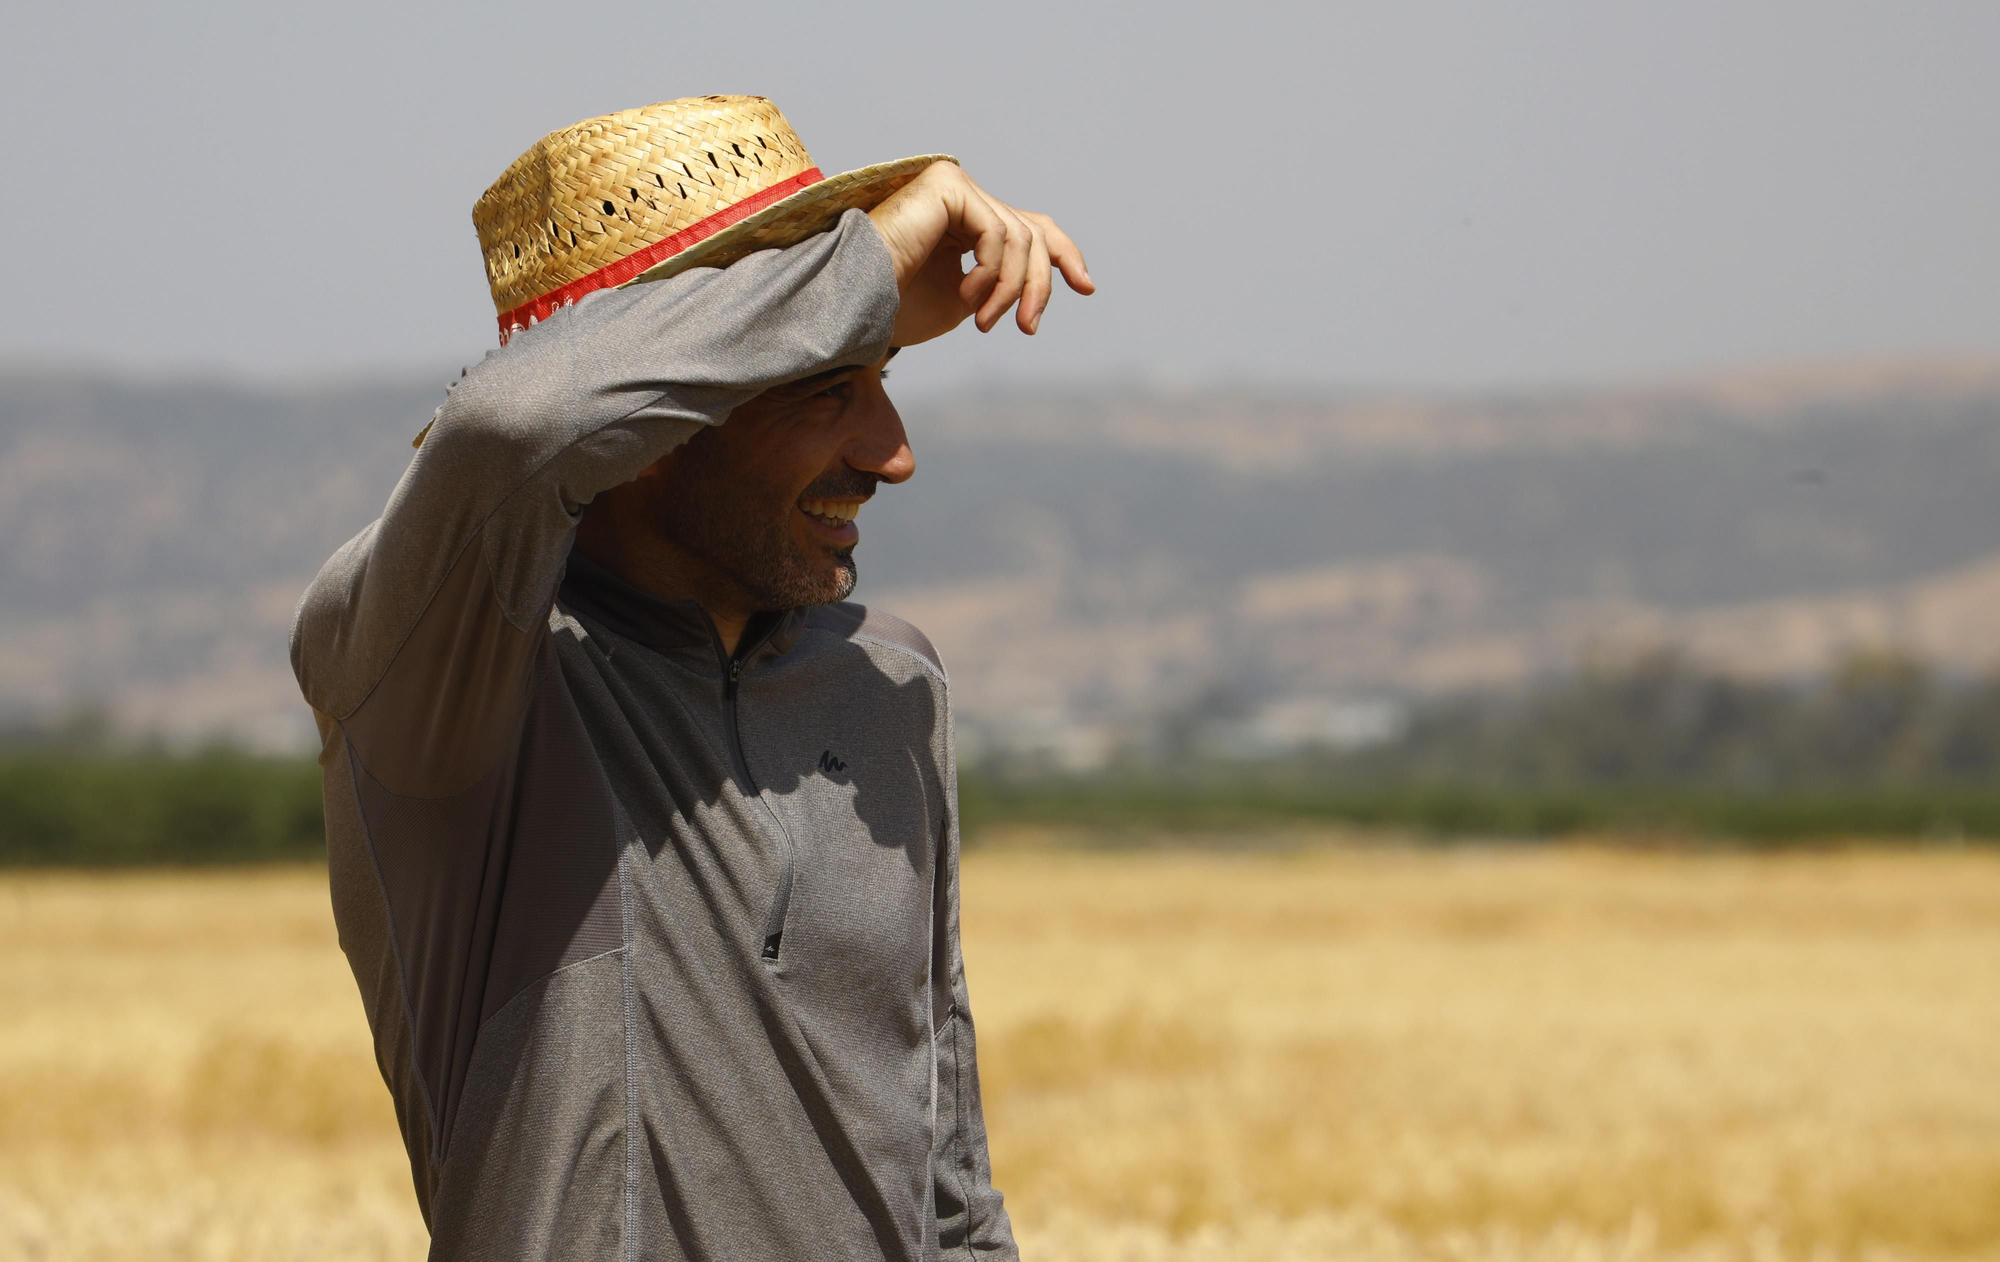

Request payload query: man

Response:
[290,96,1091,1261]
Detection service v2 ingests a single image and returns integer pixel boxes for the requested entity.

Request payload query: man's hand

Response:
[867,162,1094,347]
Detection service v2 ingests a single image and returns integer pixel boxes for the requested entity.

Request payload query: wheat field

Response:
[2,837,1996,1262]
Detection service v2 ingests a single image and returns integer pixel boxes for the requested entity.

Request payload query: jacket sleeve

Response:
[932,708,1020,1259]
[290,210,898,795]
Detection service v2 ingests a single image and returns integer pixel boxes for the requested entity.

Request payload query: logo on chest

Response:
[817,749,848,776]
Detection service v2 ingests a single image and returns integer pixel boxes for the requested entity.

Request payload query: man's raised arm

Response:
[290,211,897,794]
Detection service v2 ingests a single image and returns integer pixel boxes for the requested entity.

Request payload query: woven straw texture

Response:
[625,154,944,288]
[473,95,947,318]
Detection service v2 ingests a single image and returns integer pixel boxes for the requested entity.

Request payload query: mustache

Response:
[798,469,882,501]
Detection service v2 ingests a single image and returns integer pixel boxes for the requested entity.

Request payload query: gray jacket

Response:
[290,211,1016,1261]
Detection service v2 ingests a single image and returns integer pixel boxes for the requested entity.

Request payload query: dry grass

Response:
[2,840,1996,1261]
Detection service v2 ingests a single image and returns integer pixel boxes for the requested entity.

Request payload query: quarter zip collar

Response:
[558,551,805,676]
[714,610,791,677]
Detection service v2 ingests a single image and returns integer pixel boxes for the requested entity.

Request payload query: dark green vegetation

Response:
[1356,651,2000,790]
[1,754,1991,866]
[963,651,2000,845]
[0,753,324,866]
[957,775,2000,845]
[6,653,2000,865]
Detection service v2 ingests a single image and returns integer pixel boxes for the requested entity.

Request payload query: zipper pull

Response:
[728,661,743,683]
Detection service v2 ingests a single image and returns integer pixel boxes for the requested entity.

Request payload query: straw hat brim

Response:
[622,153,956,289]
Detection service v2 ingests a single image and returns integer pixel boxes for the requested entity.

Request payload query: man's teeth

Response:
[800,499,861,524]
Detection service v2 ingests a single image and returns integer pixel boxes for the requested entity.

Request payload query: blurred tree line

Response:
[7,650,2000,864]
[1356,649,2000,788]
[960,651,2000,843]
[0,711,322,865]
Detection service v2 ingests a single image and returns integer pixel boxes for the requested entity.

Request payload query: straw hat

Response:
[474,95,951,345]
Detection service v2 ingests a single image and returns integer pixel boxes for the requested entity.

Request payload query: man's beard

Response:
[728,525,858,611]
[666,457,874,611]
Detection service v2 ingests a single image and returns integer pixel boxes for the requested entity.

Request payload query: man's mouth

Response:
[797,497,866,547]
[799,497,863,528]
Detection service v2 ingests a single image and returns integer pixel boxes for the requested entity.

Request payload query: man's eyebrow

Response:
[785,351,898,392]
[786,366,849,390]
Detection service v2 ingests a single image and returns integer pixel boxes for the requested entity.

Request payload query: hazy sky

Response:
[3,1,1995,392]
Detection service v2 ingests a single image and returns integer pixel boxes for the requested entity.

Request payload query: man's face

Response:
[582,354,913,613]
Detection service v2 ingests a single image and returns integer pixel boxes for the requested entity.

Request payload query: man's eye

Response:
[813,382,849,400]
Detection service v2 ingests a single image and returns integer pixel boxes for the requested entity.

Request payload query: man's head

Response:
[560,151,1092,651]
[573,352,912,630]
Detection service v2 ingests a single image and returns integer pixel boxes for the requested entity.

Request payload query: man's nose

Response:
[847,386,915,485]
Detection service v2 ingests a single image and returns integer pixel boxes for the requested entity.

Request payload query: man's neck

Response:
[702,605,752,659]
[570,533,754,657]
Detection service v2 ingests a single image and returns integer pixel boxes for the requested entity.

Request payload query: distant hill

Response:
[4,358,1999,751]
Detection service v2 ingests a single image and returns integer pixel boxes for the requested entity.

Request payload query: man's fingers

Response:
[1025,211,1095,295]
[959,174,1034,333]
[953,182,1010,316]
[1019,222,1053,334]
[883,165,1093,343]
[972,194,1032,333]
